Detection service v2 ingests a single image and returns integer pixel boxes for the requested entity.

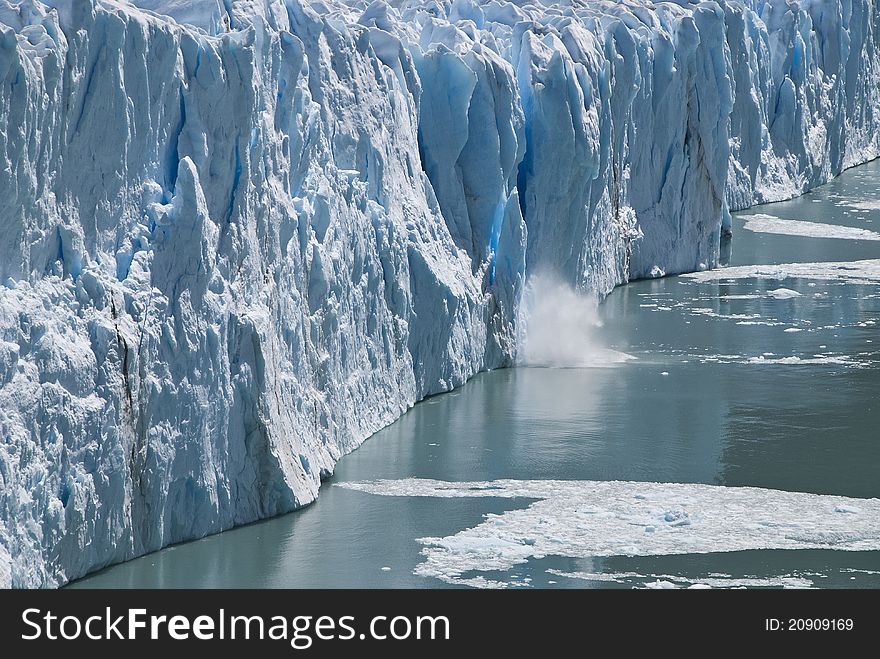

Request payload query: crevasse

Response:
[0,0,877,587]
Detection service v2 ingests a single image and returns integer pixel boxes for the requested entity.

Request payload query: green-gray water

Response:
[73,161,880,589]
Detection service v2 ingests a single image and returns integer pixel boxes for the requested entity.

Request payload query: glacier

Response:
[0,0,878,587]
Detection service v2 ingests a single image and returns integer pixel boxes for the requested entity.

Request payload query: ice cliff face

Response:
[0,0,877,587]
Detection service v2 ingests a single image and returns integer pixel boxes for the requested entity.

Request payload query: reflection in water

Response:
[719,232,732,266]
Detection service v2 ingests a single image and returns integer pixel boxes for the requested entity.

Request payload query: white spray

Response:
[516,273,633,368]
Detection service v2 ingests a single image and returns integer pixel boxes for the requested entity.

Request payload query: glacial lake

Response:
[72,160,880,589]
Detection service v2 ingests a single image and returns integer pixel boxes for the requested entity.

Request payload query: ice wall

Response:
[0,0,877,587]
[725,0,880,208]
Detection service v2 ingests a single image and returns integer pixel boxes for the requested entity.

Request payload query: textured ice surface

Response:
[1,0,880,586]
[339,479,880,588]
[742,214,880,240]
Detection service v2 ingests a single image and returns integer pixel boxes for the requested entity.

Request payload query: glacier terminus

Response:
[0,0,878,587]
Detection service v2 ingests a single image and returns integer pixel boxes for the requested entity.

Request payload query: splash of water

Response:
[516,273,632,368]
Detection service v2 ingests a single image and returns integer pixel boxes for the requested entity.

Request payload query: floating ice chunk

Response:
[550,569,814,589]
[689,308,763,321]
[768,288,802,299]
[745,355,859,366]
[742,214,880,241]
[848,201,880,210]
[684,261,880,285]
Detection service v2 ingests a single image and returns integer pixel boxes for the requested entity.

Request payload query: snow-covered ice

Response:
[337,478,880,588]
[1,0,880,586]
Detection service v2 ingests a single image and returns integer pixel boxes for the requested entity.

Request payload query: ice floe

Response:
[741,214,880,240]
[547,569,815,589]
[847,201,880,211]
[767,288,803,299]
[337,479,880,588]
[684,260,880,285]
[744,355,858,365]
[696,353,864,367]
